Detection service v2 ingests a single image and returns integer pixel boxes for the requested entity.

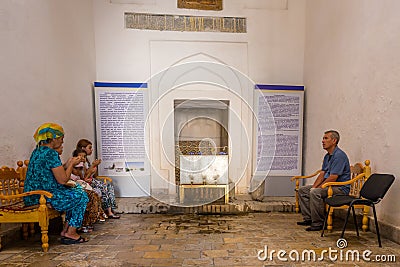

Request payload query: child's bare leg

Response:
[60,221,69,237]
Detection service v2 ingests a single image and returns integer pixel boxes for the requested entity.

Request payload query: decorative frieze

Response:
[125,12,246,33]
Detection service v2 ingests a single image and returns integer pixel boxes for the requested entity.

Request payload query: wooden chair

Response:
[96,175,113,184]
[0,162,61,252]
[322,173,395,247]
[291,160,371,231]
[322,160,371,232]
[291,169,321,213]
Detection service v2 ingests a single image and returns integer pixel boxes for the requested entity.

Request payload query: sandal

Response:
[112,209,124,214]
[107,214,120,219]
[78,226,93,233]
[61,236,89,245]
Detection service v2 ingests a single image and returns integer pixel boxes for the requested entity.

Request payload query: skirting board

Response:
[368,216,400,245]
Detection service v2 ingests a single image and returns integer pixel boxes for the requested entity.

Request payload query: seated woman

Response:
[76,139,120,219]
[23,123,89,244]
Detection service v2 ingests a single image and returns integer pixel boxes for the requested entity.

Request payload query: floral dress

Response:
[85,161,118,211]
[82,190,102,227]
[23,146,88,228]
[91,179,117,211]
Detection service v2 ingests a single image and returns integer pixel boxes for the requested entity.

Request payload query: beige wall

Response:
[304,0,400,226]
[0,0,306,196]
[93,0,306,194]
[93,0,305,84]
[2,0,399,227]
[0,0,97,165]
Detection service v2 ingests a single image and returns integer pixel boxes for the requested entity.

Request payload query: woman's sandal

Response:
[61,236,89,245]
[77,226,93,233]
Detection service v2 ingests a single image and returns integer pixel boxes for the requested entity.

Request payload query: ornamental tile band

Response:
[125,12,246,33]
[178,0,223,11]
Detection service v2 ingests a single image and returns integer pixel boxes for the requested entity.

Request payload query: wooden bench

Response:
[0,161,61,252]
[96,175,113,184]
[291,160,371,231]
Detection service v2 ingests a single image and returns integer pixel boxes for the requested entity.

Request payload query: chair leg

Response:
[371,204,382,247]
[327,206,334,232]
[362,205,370,232]
[341,205,352,238]
[29,223,35,236]
[321,206,331,237]
[351,206,359,237]
[22,223,29,240]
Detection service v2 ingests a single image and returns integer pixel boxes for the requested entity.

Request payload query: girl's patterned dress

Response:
[86,161,118,211]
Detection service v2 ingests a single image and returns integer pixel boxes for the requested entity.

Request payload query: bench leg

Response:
[38,196,50,252]
[294,191,300,213]
[38,221,50,252]
[295,181,300,213]
[40,228,49,252]
[22,223,29,240]
[362,206,370,232]
[327,207,334,232]
[29,223,35,236]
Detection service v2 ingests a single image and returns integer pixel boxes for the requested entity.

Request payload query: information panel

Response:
[94,85,148,177]
[255,85,304,177]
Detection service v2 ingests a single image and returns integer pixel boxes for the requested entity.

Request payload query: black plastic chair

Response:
[321,173,395,247]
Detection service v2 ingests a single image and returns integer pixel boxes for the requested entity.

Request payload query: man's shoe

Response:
[297,220,312,226]
[305,225,323,231]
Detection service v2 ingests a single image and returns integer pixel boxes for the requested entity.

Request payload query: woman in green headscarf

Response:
[24,123,89,244]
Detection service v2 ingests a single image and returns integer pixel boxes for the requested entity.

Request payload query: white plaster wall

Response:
[93,0,306,194]
[304,0,400,226]
[93,0,305,83]
[0,0,96,165]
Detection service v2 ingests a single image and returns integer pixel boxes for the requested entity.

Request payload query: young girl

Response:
[71,149,105,232]
[76,139,120,219]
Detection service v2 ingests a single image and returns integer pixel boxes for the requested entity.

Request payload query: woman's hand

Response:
[85,167,97,180]
[52,156,81,185]
[66,156,81,169]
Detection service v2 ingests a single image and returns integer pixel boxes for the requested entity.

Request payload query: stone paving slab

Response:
[0,212,399,266]
[117,196,297,214]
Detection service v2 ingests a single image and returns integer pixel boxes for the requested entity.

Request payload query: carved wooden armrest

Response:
[0,190,53,210]
[96,175,113,184]
[0,190,53,200]
[291,170,321,192]
[290,170,321,181]
[321,173,367,197]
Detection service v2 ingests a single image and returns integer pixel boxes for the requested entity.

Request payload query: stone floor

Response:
[0,197,399,266]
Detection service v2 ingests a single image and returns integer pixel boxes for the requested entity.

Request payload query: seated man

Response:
[297,130,351,231]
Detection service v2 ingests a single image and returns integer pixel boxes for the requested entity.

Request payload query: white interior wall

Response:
[0,0,96,165]
[2,0,399,228]
[304,0,400,226]
[93,0,306,194]
[93,0,305,83]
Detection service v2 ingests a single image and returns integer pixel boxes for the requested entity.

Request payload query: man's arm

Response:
[318,174,339,188]
[312,171,325,188]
